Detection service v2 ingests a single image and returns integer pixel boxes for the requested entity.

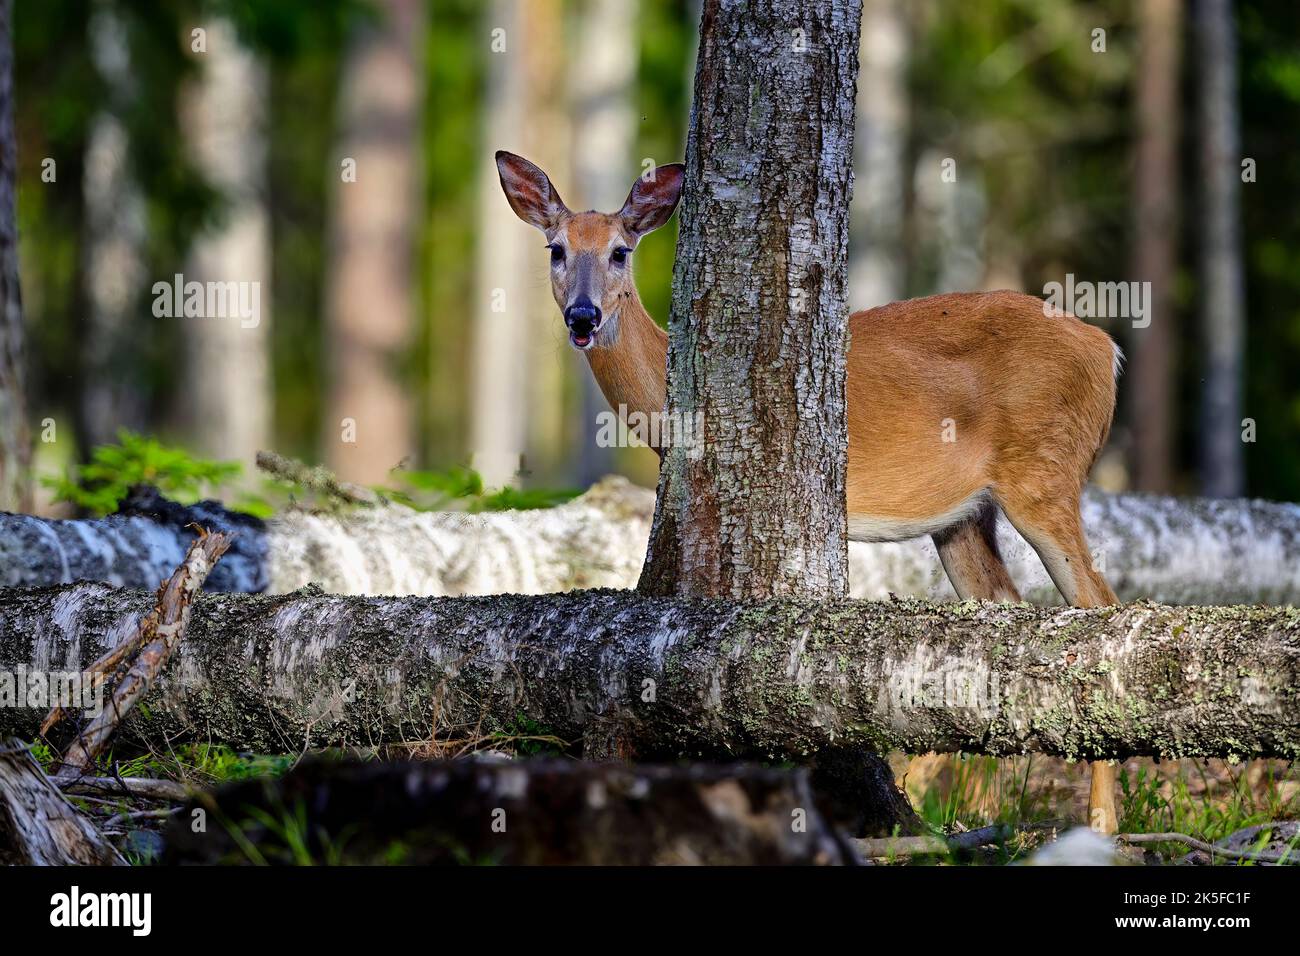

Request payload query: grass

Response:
[898,753,1300,864]
[94,743,298,787]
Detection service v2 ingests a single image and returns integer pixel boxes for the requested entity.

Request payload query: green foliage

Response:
[118,744,297,785]
[378,464,483,509]
[493,713,569,757]
[41,430,242,516]
[39,430,579,518]
[378,466,579,513]
[474,485,581,512]
[1239,0,1300,498]
[26,740,56,774]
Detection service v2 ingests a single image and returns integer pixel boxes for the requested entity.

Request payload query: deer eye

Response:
[547,243,565,264]
[610,246,630,266]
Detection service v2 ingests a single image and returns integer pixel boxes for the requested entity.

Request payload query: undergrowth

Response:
[42,429,579,517]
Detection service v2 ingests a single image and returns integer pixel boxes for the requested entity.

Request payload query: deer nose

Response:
[564,298,601,335]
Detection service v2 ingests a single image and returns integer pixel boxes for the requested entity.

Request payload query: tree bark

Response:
[1130,0,1182,494]
[324,0,425,483]
[0,0,30,513]
[2,480,1300,606]
[0,740,125,865]
[1,584,1297,763]
[1195,0,1246,497]
[639,0,862,599]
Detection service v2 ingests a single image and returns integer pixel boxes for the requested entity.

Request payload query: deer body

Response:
[496,151,1122,828]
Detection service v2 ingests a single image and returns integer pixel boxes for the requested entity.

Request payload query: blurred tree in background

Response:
[7,0,1300,515]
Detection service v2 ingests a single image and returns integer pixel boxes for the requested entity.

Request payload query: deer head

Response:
[495,150,684,350]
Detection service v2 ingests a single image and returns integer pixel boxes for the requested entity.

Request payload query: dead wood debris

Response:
[5,530,231,863]
[0,739,126,865]
[256,449,380,506]
[43,528,230,774]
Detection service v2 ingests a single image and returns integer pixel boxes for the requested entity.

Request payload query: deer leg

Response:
[932,504,1023,602]
[995,491,1120,833]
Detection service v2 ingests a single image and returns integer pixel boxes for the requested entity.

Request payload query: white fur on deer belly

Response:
[847,490,991,543]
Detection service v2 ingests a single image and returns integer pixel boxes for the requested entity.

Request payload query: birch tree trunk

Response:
[0,0,30,512]
[849,0,907,309]
[181,18,272,467]
[3,584,1297,763]
[518,0,569,485]
[1195,0,1246,498]
[570,0,637,486]
[1130,0,1182,494]
[469,0,531,488]
[639,0,862,599]
[2,481,1299,606]
[324,0,425,484]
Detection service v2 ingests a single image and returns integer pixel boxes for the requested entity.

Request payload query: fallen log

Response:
[2,480,1298,605]
[162,757,856,865]
[1,584,1296,762]
[0,739,125,865]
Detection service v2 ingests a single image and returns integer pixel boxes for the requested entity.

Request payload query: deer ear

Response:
[619,164,685,238]
[496,150,569,232]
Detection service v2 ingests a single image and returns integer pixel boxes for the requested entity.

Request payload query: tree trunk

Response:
[181,18,272,467]
[516,0,570,488]
[79,7,148,452]
[570,0,637,486]
[3,480,1300,606]
[639,0,862,599]
[470,0,532,487]
[1195,0,1246,497]
[0,740,124,865]
[0,0,30,513]
[323,0,424,484]
[1129,0,1183,494]
[849,0,908,309]
[2,584,1297,763]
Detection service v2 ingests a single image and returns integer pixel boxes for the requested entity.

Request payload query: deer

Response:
[495,150,1125,834]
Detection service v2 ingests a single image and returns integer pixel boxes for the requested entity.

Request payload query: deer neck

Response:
[585,287,668,435]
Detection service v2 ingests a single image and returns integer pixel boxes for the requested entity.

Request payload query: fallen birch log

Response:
[1,480,1297,605]
[1,584,1296,762]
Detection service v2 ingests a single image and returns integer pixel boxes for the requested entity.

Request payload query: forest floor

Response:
[36,735,1300,866]
[893,752,1300,863]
